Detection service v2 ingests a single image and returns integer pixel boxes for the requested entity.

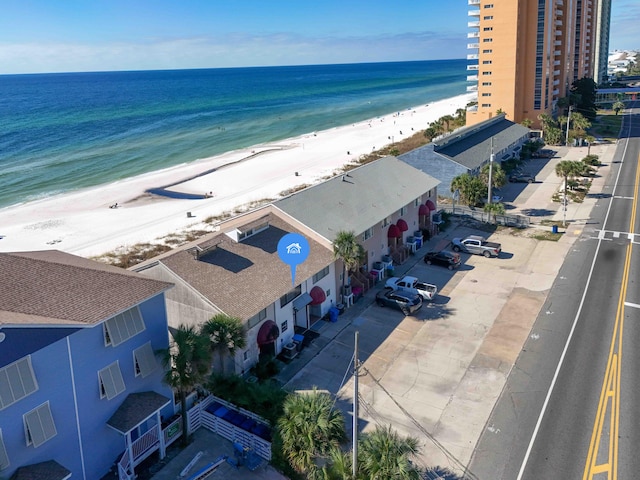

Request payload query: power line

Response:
[361,366,479,480]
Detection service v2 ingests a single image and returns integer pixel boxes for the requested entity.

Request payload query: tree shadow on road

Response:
[519,208,555,217]
[424,465,468,479]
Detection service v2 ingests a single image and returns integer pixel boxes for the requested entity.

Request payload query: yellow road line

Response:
[583,154,640,479]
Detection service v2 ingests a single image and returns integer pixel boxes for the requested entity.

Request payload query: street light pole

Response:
[565,105,573,146]
[487,138,494,205]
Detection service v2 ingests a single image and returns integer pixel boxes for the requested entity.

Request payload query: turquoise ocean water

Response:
[0,59,466,210]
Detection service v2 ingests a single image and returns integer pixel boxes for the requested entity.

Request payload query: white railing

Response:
[191,394,273,461]
[468,21,480,28]
[131,427,160,465]
[467,31,480,38]
[466,75,478,81]
[467,43,479,49]
[467,65,479,71]
[118,455,132,480]
[468,9,480,16]
[467,53,478,60]
[466,85,478,92]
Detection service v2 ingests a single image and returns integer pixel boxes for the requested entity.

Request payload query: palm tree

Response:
[333,231,361,298]
[555,160,585,203]
[358,425,422,480]
[585,134,596,156]
[613,100,625,115]
[451,173,485,206]
[571,111,591,133]
[201,313,246,375]
[484,202,506,224]
[440,114,455,132]
[479,162,506,191]
[277,388,346,476]
[159,324,211,446]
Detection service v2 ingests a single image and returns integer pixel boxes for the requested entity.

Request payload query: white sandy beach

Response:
[0,93,475,258]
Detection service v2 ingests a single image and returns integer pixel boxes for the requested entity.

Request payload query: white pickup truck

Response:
[451,235,502,257]
[385,275,438,301]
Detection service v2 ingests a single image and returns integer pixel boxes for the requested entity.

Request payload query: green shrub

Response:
[582,154,600,166]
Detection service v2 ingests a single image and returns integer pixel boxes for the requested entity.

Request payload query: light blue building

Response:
[0,251,175,480]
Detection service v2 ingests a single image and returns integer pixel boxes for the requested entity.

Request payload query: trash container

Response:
[336,303,345,315]
[386,265,395,277]
[292,334,305,351]
[552,225,558,234]
[329,307,340,323]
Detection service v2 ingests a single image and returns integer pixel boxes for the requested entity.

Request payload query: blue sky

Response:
[0,0,636,74]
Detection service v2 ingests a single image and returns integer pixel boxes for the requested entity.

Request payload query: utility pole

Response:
[352,331,359,478]
[487,137,495,205]
[565,105,573,146]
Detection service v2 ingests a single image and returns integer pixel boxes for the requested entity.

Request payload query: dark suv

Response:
[509,173,536,183]
[376,288,423,315]
[423,250,461,270]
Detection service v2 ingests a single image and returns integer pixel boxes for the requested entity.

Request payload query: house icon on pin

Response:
[286,243,302,254]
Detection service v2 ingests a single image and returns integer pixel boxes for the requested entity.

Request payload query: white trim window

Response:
[362,227,373,241]
[98,362,126,400]
[248,308,267,329]
[104,306,145,347]
[381,216,391,228]
[312,266,330,283]
[24,402,57,448]
[0,356,38,410]
[400,206,407,216]
[133,342,158,378]
[0,429,9,470]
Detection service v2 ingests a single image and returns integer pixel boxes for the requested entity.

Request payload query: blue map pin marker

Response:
[277,233,310,286]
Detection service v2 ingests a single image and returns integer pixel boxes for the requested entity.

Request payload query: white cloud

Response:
[0,31,466,74]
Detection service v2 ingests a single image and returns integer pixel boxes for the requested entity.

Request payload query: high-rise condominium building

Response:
[465,0,607,129]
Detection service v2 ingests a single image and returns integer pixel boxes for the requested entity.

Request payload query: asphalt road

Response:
[468,103,640,480]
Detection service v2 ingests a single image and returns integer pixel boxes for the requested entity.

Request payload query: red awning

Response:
[257,320,279,346]
[387,224,401,238]
[396,219,408,232]
[426,199,436,211]
[418,204,429,215]
[309,286,326,305]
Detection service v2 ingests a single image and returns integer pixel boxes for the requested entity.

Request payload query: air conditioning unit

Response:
[281,342,298,360]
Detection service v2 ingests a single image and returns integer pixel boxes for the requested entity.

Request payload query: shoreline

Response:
[0,92,475,258]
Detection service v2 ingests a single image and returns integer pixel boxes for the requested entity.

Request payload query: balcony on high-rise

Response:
[554,69,560,75]
[556,20,563,26]
[468,9,480,16]
[554,40,562,46]
[468,21,480,28]
[555,30,562,36]
[467,65,479,71]
[553,79,560,86]
[553,88,560,95]
[468,0,480,4]
[555,50,562,56]
[466,85,478,92]
[554,60,561,66]
[467,43,480,49]
[467,31,480,38]
[467,75,478,82]
[467,53,479,60]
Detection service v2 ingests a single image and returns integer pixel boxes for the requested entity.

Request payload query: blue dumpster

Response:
[552,225,558,234]
[329,307,340,323]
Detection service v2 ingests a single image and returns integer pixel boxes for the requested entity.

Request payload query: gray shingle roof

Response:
[107,391,171,434]
[10,460,71,480]
[0,251,173,326]
[156,214,334,320]
[275,156,439,242]
[433,116,530,170]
